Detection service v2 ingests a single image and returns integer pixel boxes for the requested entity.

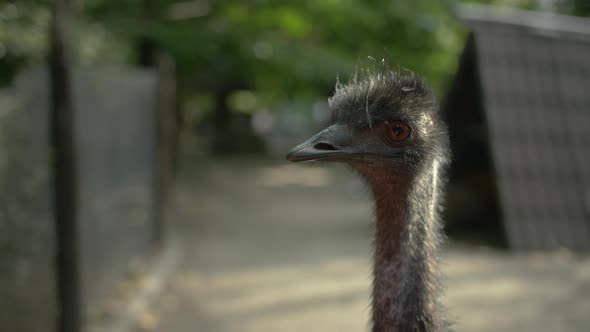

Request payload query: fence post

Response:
[49,0,81,331]
[154,54,177,246]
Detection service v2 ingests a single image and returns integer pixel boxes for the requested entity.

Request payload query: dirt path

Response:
[142,158,590,332]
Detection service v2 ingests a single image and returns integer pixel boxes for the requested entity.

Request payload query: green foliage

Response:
[8,0,575,106]
[80,0,468,100]
[560,0,590,16]
[0,1,129,85]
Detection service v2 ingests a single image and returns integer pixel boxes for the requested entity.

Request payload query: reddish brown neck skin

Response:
[354,162,441,332]
[364,168,410,332]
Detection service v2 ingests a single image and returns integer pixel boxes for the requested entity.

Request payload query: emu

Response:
[287,68,450,331]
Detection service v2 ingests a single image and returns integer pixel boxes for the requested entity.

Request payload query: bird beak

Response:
[286,124,353,162]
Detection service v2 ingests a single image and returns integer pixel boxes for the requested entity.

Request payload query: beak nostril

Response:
[313,142,338,151]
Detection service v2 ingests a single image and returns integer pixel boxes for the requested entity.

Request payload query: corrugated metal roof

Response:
[455,5,590,250]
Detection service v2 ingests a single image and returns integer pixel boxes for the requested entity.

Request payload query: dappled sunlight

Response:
[174,257,370,317]
[443,249,590,332]
[151,257,371,332]
[447,276,563,302]
[256,164,334,187]
[141,160,590,332]
[176,258,369,293]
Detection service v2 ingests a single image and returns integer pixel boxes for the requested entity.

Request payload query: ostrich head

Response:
[286,70,447,176]
[286,69,450,331]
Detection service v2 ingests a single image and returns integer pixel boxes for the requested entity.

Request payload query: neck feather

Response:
[356,159,444,332]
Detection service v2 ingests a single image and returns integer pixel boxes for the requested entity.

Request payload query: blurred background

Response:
[1,0,589,331]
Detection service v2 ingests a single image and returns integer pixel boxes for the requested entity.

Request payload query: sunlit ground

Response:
[137,159,590,332]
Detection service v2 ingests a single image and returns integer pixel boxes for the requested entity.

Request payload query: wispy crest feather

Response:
[328,65,434,129]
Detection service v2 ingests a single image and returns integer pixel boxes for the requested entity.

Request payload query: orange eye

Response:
[383,121,411,144]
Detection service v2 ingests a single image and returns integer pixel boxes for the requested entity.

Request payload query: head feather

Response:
[328,67,435,130]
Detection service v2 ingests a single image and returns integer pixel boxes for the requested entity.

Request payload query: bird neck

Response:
[358,160,444,332]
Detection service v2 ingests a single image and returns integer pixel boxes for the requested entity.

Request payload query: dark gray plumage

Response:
[287,67,450,332]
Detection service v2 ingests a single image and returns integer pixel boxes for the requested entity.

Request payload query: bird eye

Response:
[383,121,411,144]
